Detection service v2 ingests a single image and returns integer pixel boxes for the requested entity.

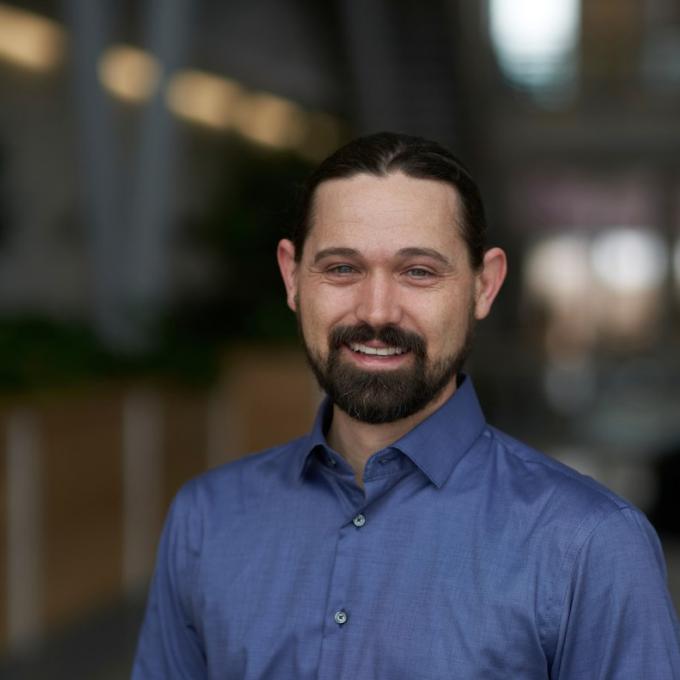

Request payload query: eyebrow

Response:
[396,247,452,266]
[313,247,360,264]
[312,246,452,267]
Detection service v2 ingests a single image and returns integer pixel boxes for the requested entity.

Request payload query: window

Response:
[488,0,580,104]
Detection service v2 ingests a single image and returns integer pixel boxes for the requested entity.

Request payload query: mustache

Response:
[329,323,427,358]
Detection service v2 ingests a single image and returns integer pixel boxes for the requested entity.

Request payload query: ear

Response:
[473,247,507,320]
[277,239,299,312]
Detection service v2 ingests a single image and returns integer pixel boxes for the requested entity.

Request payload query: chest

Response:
[191,490,553,679]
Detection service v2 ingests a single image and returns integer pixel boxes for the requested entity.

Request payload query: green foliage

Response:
[0,317,219,393]
[0,141,313,392]
[172,139,313,343]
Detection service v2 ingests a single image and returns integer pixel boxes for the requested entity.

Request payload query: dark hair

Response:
[292,131,488,268]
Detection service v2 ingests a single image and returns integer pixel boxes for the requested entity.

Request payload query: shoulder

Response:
[168,436,308,528]
[485,424,670,586]
[485,425,634,518]
[480,428,678,660]
[475,426,661,577]
[200,435,306,490]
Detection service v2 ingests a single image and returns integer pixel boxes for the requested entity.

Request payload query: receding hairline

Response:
[291,132,488,270]
[302,169,469,257]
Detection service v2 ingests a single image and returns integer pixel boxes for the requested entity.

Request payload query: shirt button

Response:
[352,513,366,528]
[334,610,348,625]
[326,456,336,467]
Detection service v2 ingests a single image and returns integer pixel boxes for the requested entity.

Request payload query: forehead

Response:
[307,172,464,254]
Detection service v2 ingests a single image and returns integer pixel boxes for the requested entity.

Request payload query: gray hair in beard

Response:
[300,319,475,424]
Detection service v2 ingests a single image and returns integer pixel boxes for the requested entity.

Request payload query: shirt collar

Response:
[295,374,487,488]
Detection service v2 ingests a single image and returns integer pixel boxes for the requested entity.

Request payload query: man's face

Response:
[278,172,502,424]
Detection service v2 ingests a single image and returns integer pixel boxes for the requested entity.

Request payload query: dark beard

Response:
[301,320,474,424]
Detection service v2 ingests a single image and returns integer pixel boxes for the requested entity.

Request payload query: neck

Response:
[326,379,458,487]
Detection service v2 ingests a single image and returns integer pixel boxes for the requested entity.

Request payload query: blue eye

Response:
[407,268,433,278]
[328,264,356,275]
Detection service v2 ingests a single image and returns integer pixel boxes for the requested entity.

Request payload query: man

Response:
[133,133,680,678]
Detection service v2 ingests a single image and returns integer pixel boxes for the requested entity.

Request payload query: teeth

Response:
[349,343,405,356]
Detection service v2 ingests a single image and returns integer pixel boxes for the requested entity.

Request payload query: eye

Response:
[405,267,434,279]
[327,264,357,275]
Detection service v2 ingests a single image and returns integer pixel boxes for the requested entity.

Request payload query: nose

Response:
[355,272,402,327]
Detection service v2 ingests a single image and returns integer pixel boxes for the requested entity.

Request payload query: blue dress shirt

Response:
[132,376,680,679]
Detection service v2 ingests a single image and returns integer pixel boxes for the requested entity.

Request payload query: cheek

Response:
[300,284,356,328]
[410,294,472,351]
[297,290,343,349]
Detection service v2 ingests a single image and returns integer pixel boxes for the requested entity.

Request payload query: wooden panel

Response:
[0,408,7,649]
[0,365,314,642]
[222,348,319,457]
[163,389,209,509]
[40,388,123,628]
[0,401,44,652]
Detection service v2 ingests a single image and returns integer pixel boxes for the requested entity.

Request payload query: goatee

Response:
[301,320,474,424]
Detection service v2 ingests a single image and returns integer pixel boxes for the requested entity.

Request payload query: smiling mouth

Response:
[348,343,408,357]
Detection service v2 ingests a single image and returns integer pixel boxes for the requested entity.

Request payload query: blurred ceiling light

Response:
[295,111,344,163]
[489,0,579,94]
[166,68,341,158]
[0,3,65,72]
[166,70,244,130]
[98,45,161,103]
[590,228,667,293]
[524,234,591,304]
[234,92,307,150]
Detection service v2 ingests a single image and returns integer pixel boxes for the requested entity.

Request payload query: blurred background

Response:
[0,0,679,676]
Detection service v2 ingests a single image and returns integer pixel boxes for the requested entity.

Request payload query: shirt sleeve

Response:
[131,481,206,679]
[551,506,680,679]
